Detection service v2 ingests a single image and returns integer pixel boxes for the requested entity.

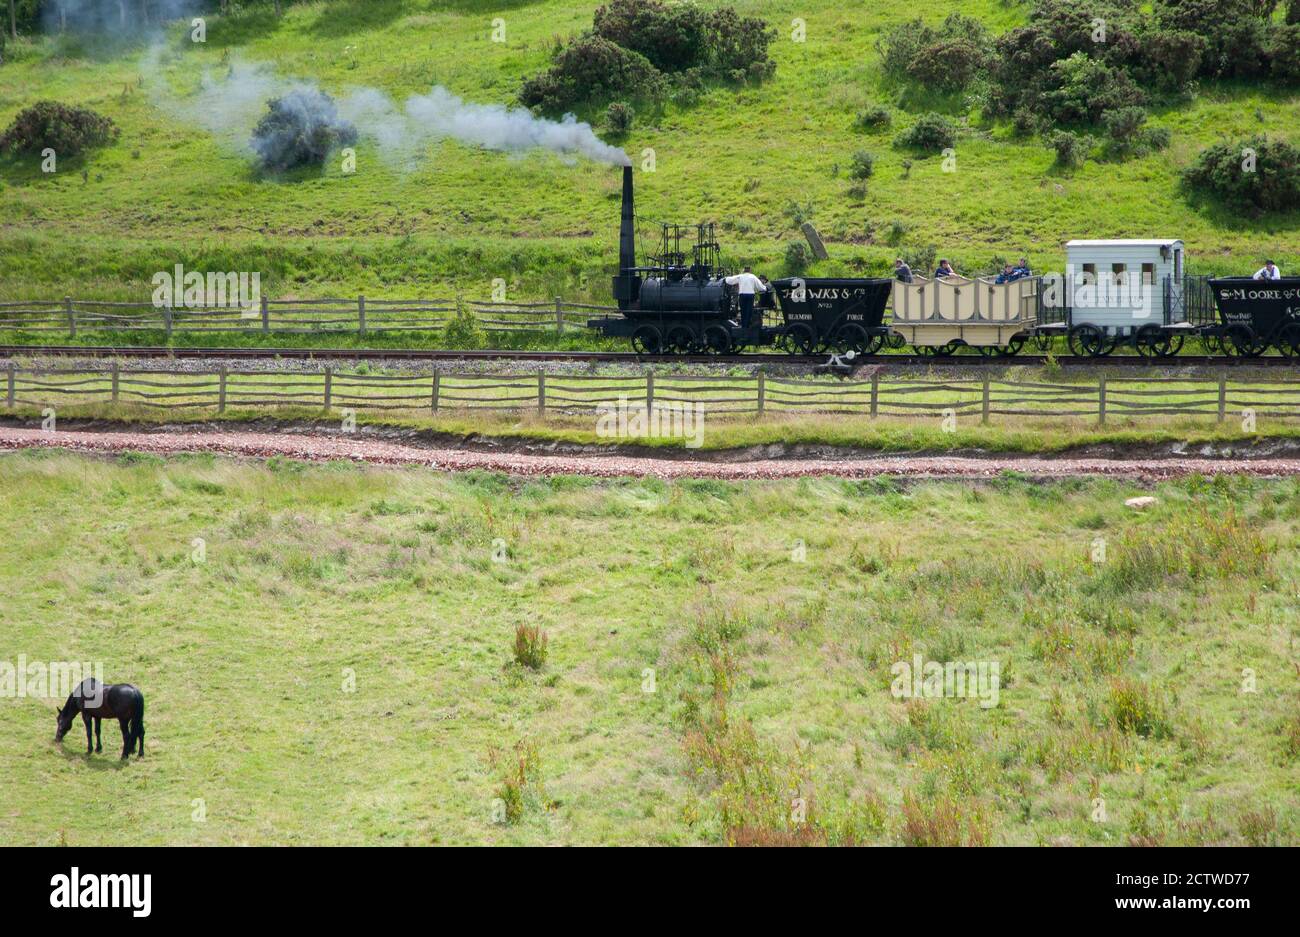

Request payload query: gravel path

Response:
[5,426,1300,480]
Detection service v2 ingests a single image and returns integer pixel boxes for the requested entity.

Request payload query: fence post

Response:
[164,306,173,340]
[870,373,879,419]
[323,366,332,412]
[358,295,367,336]
[111,362,120,404]
[1217,377,1226,423]
[757,370,766,415]
[537,370,546,416]
[1098,376,1107,426]
[5,363,14,408]
[981,377,990,425]
[555,297,564,335]
[218,367,228,414]
[65,296,75,338]
[261,295,269,333]
[646,371,655,415]
[431,369,440,414]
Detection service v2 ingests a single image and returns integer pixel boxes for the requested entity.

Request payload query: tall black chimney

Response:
[612,165,641,310]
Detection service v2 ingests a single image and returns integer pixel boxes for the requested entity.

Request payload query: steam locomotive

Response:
[588,166,1300,359]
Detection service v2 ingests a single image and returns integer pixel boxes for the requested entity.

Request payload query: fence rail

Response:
[5,365,1300,425]
[0,296,609,337]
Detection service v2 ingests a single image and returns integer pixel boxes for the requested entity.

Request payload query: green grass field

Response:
[1,451,1297,844]
[1,0,1298,303]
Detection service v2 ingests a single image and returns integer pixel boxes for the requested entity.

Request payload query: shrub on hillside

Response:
[854,105,892,131]
[522,1,774,112]
[1048,130,1090,169]
[250,89,358,173]
[876,13,991,86]
[519,35,664,112]
[0,100,119,157]
[906,37,991,93]
[894,112,957,152]
[606,101,634,134]
[1267,24,1300,84]
[849,149,876,181]
[1182,136,1300,212]
[1040,53,1145,126]
[512,624,548,670]
[1154,0,1270,80]
[784,241,809,275]
[593,0,775,81]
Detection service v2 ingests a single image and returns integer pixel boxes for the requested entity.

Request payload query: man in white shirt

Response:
[724,266,768,329]
[1253,260,1282,280]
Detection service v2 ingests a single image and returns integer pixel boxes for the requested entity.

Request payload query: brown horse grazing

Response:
[55,678,145,760]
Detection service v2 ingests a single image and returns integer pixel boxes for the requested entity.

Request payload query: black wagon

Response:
[769,277,893,354]
[1207,277,1300,357]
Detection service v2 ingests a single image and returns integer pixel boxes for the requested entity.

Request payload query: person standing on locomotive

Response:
[725,266,769,329]
[1253,259,1282,280]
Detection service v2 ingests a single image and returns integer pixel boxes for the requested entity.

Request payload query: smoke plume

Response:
[160,59,630,169]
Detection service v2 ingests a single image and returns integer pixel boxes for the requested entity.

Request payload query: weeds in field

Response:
[512,624,549,670]
[899,789,992,846]
[490,739,545,826]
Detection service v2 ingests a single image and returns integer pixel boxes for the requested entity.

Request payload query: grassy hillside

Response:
[0,0,1298,302]
[1,451,1297,845]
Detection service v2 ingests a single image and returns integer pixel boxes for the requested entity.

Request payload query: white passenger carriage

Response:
[1042,239,1194,357]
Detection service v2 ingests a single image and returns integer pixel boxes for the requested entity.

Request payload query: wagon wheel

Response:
[665,325,695,355]
[631,325,663,356]
[1202,331,1223,356]
[862,333,886,356]
[1276,322,1300,358]
[1068,324,1110,358]
[1224,324,1267,358]
[916,342,958,358]
[886,331,907,350]
[996,336,1026,357]
[1031,331,1053,352]
[832,323,869,355]
[702,324,732,355]
[781,323,816,356]
[974,344,998,357]
[1134,324,1183,359]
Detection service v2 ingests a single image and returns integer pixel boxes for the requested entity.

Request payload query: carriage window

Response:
[1141,263,1155,285]
[1174,249,1182,278]
[1112,263,1126,285]
[1081,263,1096,283]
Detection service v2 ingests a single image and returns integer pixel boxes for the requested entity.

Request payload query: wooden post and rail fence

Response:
[0,365,1295,428]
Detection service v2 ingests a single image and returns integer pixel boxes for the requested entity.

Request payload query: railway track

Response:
[1,345,1297,367]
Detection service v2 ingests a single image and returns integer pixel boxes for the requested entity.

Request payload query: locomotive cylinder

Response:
[637,277,728,313]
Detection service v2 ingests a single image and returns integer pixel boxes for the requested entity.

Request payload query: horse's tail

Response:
[133,691,145,756]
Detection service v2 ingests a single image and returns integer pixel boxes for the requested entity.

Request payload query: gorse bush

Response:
[1048,130,1090,169]
[1183,136,1300,213]
[520,0,775,113]
[853,105,892,132]
[0,101,119,157]
[848,150,876,181]
[250,89,358,172]
[894,113,957,152]
[876,13,991,91]
[519,36,663,113]
[605,101,634,134]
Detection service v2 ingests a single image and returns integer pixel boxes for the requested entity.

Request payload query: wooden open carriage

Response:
[889,275,1041,356]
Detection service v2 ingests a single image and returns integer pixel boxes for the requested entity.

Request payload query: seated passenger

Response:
[894,258,913,283]
[934,259,955,279]
[994,263,1016,284]
[1012,257,1032,279]
[1254,259,1282,280]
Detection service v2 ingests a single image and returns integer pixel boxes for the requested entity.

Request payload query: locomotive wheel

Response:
[832,323,869,355]
[862,333,886,356]
[782,324,816,356]
[1276,322,1300,358]
[1068,324,1111,358]
[631,325,663,356]
[702,324,732,355]
[665,325,695,355]
[1224,325,1267,358]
